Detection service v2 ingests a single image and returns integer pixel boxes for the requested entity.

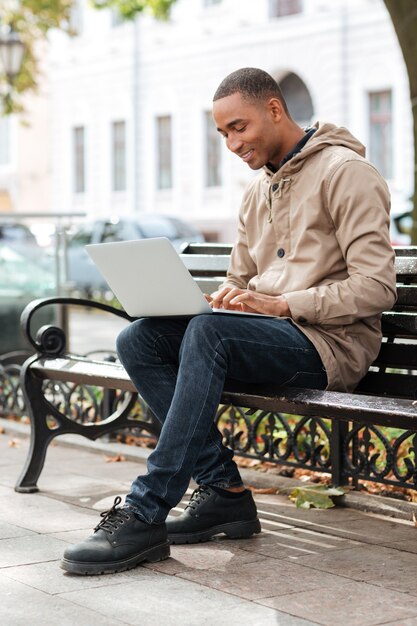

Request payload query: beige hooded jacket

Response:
[221,122,397,392]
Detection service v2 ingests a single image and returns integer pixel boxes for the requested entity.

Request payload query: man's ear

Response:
[267,97,284,122]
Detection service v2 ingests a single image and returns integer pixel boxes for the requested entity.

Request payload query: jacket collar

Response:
[264,126,317,177]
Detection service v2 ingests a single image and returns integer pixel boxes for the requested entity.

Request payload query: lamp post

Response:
[0,27,24,94]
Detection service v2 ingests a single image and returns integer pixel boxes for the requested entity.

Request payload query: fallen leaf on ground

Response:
[8,439,20,448]
[234,457,261,468]
[412,512,417,528]
[0,427,5,434]
[247,486,279,494]
[105,454,126,463]
[289,484,346,509]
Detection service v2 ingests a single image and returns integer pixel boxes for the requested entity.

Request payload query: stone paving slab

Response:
[382,619,417,626]
[293,543,417,596]
[153,553,353,602]
[258,580,417,626]
[0,534,68,568]
[58,574,309,626]
[0,520,36,540]
[2,430,417,625]
[0,491,99,534]
[0,574,128,626]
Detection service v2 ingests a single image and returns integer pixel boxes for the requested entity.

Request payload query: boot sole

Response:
[60,541,170,575]
[168,518,261,545]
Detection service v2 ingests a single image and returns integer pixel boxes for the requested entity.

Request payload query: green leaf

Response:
[289,484,345,509]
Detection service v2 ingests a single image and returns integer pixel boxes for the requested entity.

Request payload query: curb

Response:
[2,416,417,522]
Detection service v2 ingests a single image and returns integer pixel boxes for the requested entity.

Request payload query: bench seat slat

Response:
[221,388,417,431]
[32,357,136,393]
[31,356,417,431]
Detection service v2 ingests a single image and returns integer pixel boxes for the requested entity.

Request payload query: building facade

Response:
[0,41,51,215]
[46,0,412,242]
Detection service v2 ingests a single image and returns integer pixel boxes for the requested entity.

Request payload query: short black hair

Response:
[213,67,288,113]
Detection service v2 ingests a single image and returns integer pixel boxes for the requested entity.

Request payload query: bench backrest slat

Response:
[393,246,417,257]
[356,371,417,398]
[181,255,230,275]
[375,341,417,369]
[381,312,417,336]
[395,256,417,278]
[395,285,417,308]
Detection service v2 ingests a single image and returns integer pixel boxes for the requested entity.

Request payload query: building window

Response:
[269,0,302,17]
[0,117,10,165]
[279,72,314,126]
[112,121,126,191]
[204,111,221,187]
[369,90,393,179]
[69,0,83,35]
[156,115,172,190]
[73,126,85,193]
[111,9,124,27]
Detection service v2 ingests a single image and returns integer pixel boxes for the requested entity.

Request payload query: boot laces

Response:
[94,496,131,534]
[185,485,211,511]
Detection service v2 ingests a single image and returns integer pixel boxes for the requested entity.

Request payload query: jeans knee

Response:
[181,315,225,359]
[116,324,133,364]
[184,315,216,342]
[116,319,151,364]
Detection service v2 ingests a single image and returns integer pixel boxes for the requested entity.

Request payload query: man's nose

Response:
[226,134,243,153]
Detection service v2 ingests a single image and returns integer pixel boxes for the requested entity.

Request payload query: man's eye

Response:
[236,127,246,133]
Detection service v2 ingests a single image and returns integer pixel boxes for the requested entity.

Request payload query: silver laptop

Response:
[86,237,276,319]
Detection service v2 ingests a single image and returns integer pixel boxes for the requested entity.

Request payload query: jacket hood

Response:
[265,122,366,177]
[306,122,366,158]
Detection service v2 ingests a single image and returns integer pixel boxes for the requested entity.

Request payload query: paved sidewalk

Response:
[1,429,417,626]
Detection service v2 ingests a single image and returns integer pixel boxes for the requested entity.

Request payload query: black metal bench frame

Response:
[15,244,417,494]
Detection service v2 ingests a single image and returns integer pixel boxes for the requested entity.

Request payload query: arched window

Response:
[278,73,314,127]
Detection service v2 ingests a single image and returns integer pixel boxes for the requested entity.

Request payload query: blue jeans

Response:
[116,315,327,523]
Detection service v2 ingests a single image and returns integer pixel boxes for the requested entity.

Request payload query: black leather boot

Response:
[61,496,170,575]
[166,486,261,544]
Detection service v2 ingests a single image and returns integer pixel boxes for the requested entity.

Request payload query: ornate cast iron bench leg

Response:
[15,355,146,493]
[16,356,58,493]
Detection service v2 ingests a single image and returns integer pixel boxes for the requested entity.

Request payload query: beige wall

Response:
[0,41,51,214]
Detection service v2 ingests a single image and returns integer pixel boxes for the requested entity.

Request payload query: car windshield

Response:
[0,245,55,292]
[137,216,177,239]
[0,223,36,244]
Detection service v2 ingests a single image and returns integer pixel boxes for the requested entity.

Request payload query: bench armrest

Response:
[20,297,135,356]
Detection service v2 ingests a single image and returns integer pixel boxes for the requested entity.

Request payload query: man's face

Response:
[213,92,282,170]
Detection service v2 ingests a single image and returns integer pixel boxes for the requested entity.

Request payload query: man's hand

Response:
[210,287,291,317]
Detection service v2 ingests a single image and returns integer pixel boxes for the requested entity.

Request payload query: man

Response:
[62,68,396,575]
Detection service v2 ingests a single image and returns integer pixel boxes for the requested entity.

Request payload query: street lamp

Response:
[0,28,25,84]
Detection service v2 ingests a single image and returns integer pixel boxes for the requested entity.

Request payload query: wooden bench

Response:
[15,244,417,495]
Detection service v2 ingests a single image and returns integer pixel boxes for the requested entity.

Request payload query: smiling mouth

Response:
[241,149,254,162]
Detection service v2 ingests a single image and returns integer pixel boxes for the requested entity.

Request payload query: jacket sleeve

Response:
[283,160,397,326]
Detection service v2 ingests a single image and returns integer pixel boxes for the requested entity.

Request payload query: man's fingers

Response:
[231,292,264,313]
[211,287,245,309]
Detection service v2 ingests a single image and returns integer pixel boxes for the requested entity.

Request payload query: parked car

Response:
[0,221,43,258]
[0,245,56,354]
[65,215,205,292]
